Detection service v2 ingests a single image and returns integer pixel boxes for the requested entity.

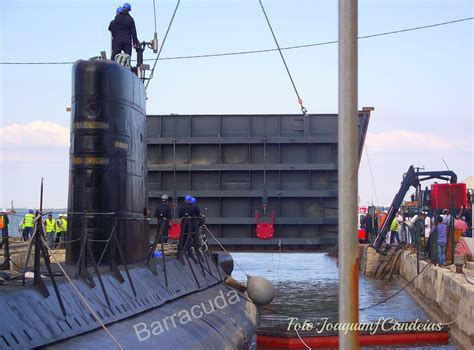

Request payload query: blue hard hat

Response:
[191,197,197,205]
[116,6,123,14]
[29,209,34,214]
[185,195,192,202]
[123,3,131,10]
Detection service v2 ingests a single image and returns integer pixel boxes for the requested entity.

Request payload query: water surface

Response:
[231,252,458,349]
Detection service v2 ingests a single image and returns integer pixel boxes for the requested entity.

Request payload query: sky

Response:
[0,0,472,208]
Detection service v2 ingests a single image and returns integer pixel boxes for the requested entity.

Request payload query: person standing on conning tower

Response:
[108,3,139,61]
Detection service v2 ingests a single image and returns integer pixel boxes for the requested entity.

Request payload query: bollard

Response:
[454,255,464,273]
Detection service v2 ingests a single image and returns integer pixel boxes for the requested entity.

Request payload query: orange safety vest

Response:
[0,216,4,229]
[379,213,387,229]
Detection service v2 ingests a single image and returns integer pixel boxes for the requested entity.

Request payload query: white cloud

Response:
[365,130,464,153]
[1,121,69,148]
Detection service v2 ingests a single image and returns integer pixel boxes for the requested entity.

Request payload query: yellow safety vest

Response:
[24,213,34,228]
[55,219,62,232]
[45,219,56,233]
[56,219,67,232]
[390,218,399,232]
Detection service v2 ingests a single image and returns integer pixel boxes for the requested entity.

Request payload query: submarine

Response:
[0,57,259,349]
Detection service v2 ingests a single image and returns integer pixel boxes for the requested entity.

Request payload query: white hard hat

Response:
[1,209,6,213]
[58,214,63,218]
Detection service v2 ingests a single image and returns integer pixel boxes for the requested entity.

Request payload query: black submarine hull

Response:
[0,256,256,349]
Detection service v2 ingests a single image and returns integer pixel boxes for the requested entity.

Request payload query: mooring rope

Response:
[359,263,430,311]
[41,236,124,350]
[294,327,312,349]
[440,296,473,326]
[203,225,249,277]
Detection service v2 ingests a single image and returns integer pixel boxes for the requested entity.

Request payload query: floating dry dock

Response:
[146,109,371,251]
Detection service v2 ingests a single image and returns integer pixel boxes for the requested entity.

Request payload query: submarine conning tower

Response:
[66,59,148,264]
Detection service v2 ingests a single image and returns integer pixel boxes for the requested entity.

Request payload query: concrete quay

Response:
[360,244,474,348]
[399,251,474,348]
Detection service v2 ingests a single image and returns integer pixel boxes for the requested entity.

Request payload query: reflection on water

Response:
[231,252,458,349]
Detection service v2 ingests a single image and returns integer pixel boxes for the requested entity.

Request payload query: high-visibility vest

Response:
[0,215,4,229]
[24,213,34,228]
[55,219,62,233]
[45,219,56,233]
[56,219,67,232]
[390,218,398,232]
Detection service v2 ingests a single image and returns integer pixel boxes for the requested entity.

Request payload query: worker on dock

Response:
[460,204,472,229]
[405,215,414,245]
[55,214,67,249]
[397,212,405,244]
[422,212,431,256]
[364,209,378,243]
[44,214,56,249]
[454,215,469,237]
[108,2,139,61]
[413,214,424,247]
[441,209,451,226]
[426,212,439,259]
[22,210,35,241]
[389,215,400,245]
[0,209,9,249]
[379,210,387,231]
[363,211,372,242]
[436,216,447,266]
[373,210,379,240]
[155,194,172,243]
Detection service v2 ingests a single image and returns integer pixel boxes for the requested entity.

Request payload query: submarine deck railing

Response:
[1,211,223,318]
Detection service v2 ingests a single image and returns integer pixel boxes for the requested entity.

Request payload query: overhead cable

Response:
[145,0,182,89]
[257,0,308,116]
[1,17,472,65]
